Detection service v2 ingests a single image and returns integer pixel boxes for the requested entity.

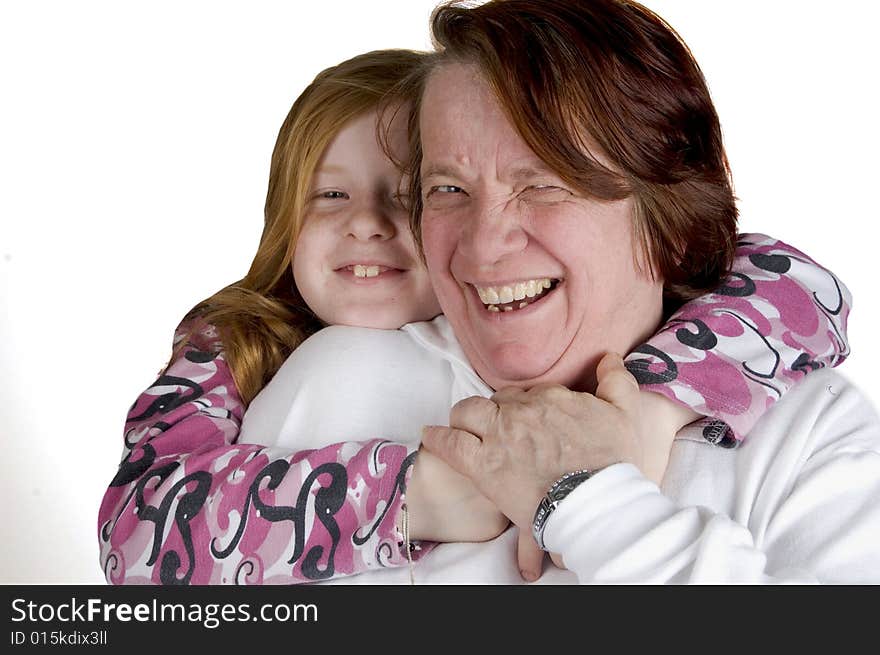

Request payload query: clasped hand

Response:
[409,353,682,581]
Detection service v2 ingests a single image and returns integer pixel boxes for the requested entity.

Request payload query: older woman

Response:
[407,0,880,583]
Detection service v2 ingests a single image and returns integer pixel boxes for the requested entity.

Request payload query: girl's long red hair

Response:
[178,49,426,405]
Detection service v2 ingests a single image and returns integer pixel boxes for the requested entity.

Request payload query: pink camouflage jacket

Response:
[98,234,851,584]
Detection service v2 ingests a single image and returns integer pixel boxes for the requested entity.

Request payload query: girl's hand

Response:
[402,447,509,543]
[637,387,700,486]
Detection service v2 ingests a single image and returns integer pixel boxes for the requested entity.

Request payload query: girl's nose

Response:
[345,203,397,241]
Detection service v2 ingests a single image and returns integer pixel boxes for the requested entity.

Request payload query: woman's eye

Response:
[423,184,468,210]
[430,185,465,196]
[520,185,571,202]
[319,191,348,200]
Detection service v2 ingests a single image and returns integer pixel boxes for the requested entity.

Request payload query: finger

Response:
[517,526,545,582]
[490,386,526,404]
[421,425,482,479]
[448,395,501,440]
[595,352,640,414]
[549,552,566,570]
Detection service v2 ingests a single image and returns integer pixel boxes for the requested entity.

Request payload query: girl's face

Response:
[293,110,441,329]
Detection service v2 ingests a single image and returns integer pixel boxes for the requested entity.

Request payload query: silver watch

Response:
[532,469,595,551]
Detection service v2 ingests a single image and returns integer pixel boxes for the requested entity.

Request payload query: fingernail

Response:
[521,569,538,582]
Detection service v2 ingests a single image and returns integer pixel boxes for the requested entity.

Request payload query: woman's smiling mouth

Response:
[472,278,562,313]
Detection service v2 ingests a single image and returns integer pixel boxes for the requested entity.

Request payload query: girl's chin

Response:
[330,308,408,331]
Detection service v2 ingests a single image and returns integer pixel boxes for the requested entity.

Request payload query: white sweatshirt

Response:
[240,317,880,584]
[239,317,492,451]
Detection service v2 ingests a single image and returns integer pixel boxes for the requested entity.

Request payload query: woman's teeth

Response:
[475,278,556,312]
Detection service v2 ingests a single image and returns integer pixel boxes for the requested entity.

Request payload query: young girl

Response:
[97,49,851,585]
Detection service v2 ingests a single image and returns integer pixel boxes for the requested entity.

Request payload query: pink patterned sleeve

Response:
[97,321,427,584]
[626,233,851,446]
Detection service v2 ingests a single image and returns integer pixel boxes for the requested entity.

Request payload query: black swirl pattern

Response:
[235,559,257,585]
[110,442,157,487]
[715,272,757,297]
[352,450,418,552]
[749,253,791,274]
[128,375,205,422]
[813,272,844,316]
[115,372,210,486]
[210,459,348,581]
[792,352,824,375]
[715,310,781,381]
[674,319,718,351]
[159,473,212,585]
[103,552,119,580]
[185,349,220,364]
[624,344,679,384]
[128,462,211,585]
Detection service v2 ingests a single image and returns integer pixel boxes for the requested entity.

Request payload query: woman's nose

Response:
[458,198,528,265]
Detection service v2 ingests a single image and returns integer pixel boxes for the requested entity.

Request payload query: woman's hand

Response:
[517,385,697,580]
[421,353,682,575]
[402,446,509,543]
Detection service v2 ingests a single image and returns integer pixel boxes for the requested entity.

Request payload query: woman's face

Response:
[419,64,664,392]
[293,109,441,329]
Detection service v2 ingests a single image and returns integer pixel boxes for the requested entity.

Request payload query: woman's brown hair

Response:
[178,49,426,405]
[407,0,738,304]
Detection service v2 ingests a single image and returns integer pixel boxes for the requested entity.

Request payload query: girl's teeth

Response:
[353,265,380,278]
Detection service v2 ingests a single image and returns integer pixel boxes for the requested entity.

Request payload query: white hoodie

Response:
[240,318,880,584]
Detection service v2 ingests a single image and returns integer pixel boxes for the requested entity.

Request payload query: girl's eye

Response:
[320,191,348,200]
[391,191,409,205]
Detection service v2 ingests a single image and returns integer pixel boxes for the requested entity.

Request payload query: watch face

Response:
[535,471,594,551]
[550,471,593,501]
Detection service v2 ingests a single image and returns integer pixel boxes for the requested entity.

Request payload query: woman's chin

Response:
[476,346,562,390]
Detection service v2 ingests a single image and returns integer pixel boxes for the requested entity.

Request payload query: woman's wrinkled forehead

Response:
[423,61,488,102]
[418,63,536,181]
[419,63,503,142]
[418,60,624,190]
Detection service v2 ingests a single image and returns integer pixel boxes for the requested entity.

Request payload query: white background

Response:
[1,1,877,584]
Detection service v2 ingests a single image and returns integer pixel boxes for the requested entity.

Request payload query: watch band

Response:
[532,469,595,551]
